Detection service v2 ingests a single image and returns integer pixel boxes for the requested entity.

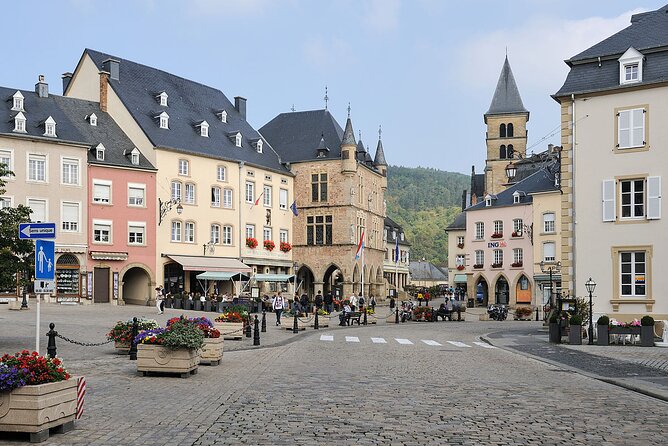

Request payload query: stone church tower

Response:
[484,56,529,195]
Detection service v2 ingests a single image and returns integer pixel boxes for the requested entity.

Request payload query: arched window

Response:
[499,124,506,138]
[499,145,507,159]
[507,123,514,137]
[507,144,514,158]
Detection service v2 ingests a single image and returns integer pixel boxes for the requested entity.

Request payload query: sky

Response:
[1,0,665,175]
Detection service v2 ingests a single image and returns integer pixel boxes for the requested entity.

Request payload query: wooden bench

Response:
[339,311,363,326]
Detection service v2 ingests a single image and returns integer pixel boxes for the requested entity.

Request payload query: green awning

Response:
[454,274,468,283]
[196,272,248,281]
[254,274,295,282]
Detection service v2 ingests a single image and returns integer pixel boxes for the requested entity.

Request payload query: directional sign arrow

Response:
[18,223,56,239]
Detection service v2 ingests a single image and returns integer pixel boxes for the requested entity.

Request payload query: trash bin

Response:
[467,298,474,308]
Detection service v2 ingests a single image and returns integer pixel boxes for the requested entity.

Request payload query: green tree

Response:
[0,163,33,292]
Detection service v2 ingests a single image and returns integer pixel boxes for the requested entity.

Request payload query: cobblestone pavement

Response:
[1,304,667,445]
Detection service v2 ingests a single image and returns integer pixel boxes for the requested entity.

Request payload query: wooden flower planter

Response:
[0,378,77,443]
[136,344,199,378]
[199,337,224,366]
[214,321,244,340]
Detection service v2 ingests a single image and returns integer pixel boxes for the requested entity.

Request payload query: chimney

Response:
[99,71,109,112]
[461,189,467,211]
[35,75,48,98]
[62,72,73,94]
[101,58,120,81]
[234,96,247,120]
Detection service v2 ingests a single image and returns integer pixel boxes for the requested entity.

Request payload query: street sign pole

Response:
[36,294,40,354]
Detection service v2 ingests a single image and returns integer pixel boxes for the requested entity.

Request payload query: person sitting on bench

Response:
[339,302,352,326]
[435,303,451,321]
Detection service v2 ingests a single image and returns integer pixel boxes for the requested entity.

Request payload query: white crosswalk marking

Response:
[395,338,413,345]
[447,341,471,348]
[371,337,387,344]
[421,340,442,346]
[473,341,497,349]
[345,336,360,343]
[320,335,334,341]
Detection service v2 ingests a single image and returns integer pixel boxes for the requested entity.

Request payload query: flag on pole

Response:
[250,191,264,210]
[394,236,399,264]
[290,200,298,216]
[355,230,365,260]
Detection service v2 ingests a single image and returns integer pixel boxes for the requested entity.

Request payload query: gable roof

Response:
[485,56,528,120]
[554,4,668,98]
[0,85,153,170]
[445,211,466,231]
[385,216,411,246]
[82,49,288,174]
[259,109,344,163]
[409,261,448,281]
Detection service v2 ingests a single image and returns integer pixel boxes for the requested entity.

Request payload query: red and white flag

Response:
[355,230,365,261]
[250,191,264,210]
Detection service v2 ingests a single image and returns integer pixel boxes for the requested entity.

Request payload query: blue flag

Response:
[290,201,298,216]
[394,236,399,264]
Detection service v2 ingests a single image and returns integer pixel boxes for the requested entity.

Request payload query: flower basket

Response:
[511,231,521,237]
[473,264,483,269]
[456,265,465,271]
[280,241,292,253]
[491,262,503,268]
[200,337,224,365]
[263,240,275,251]
[457,243,464,249]
[491,232,503,239]
[213,321,244,339]
[511,262,523,268]
[137,344,199,377]
[246,237,258,249]
[107,318,159,346]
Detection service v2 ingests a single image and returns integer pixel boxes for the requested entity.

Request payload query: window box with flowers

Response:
[263,240,275,251]
[473,264,483,269]
[511,261,523,268]
[0,351,76,442]
[511,231,522,238]
[280,241,292,253]
[456,265,465,271]
[246,237,258,249]
[490,233,503,239]
[457,243,465,249]
[491,262,503,268]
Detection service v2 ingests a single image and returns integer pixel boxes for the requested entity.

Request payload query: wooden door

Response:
[94,267,110,303]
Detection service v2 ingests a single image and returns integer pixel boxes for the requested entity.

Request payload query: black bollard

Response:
[129,317,138,360]
[293,312,299,334]
[536,306,540,321]
[21,293,29,309]
[261,310,267,333]
[245,316,252,338]
[314,311,319,330]
[363,307,368,326]
[253,315,260,346]
[395,306,399,324]
[46,323,58,358]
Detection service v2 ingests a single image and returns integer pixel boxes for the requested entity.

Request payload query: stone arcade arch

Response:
[474,275,489,306]
[494,274,510,305]
[296,265,315,298]
[120,264,153,306]
[322,263,344,299]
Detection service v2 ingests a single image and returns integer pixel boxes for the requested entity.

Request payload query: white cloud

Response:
[302,37,353,71]
[362,0,401,33]
[456,9,647,95]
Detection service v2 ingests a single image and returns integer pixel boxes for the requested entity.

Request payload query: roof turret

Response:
[484,56,528,122]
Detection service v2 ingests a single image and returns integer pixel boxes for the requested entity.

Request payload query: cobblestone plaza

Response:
[1,303,666,445]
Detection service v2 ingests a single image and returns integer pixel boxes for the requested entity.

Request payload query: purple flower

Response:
[134,327,167,344]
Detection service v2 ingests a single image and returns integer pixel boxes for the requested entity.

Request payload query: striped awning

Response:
[196,272,248,281]
[254,274,295,282]
[453,274,468,283]
[165,255,251,273]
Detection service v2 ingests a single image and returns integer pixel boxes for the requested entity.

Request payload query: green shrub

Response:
[162,320,204,350]
[641,315,655,326]
[569,315,582,326]
[597,315,609,326]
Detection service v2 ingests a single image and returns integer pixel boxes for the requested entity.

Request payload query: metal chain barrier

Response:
[55,333,113,347]
[297,315,314,323]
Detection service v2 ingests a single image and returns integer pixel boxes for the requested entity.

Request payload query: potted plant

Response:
[165,293,173,309]
[280,241,292,253]
[168,317,223,365]
[246,237,258,249]
[194,298,203,311]
[0,351,75,442]
[514,306,532,320]
[263,240,275,251]
[641,316,655,347]
[597,315,610,346]
[173,293,182,309]
[203,296,212,312]
[511,261,523,268]
[549,314,560,343]
[511,230,521,237]
[107,318,159,352]
[473,264,483,269]
[135,319,204,377]
[214,311,245,339]
[456,265,465,271]
[457,242,464,249]
[491,262,503,268]
[491,232,503,239]
[569,314,583,345]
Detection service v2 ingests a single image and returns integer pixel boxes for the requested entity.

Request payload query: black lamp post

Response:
[158,198,183,226]
[585,277,596,345]
[540,260,561,343]
[505,161,517,182]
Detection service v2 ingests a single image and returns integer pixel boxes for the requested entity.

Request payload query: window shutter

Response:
[62,203,78,222]
[602,180,616,222]
[647,176,661,220]
[618,110,630,148]
[632,108,644,147]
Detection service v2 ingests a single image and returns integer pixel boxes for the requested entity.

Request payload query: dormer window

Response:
[96,143,105,161]
[228,132,242,147]
[512,190,526,204]
[197,121,209,137]
[251,139,263,153]
[157,92,168,107]
[157,111,169,129]
[88,113,97,126]
[11,91,24,111]
[43,116,57,137]
[13,112,26,133]
[486,197,492,207]
[130,148,140,166]
[619,47,643,85]
[218,110,227,123]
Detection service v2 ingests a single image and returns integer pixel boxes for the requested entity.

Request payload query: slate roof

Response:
[385,216,411,246]
[445,211,466,231]
[485,56,528,119]
[341,117,356,146]
[259,109,343,163]
[409,261,448,282]
[554,5,668,98]
[0,85,154,170]
[510,150,559,183]
[470,172,485,203]
[82,49,288,174]
[373,139,387,165]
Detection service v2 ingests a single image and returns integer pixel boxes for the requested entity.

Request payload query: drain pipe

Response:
[571,93,577,298]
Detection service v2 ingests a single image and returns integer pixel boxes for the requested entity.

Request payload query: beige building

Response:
[260,110,387,299]
[65,49,294,299]
[383,217,411,297]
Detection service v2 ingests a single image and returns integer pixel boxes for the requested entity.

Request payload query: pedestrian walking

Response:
[358,292,365,311]
[370,295,376,312]
[155,287,164,314]
[159,285,166,312]
[272,292,285,326]
[350,294,357,311]
[315,291,323,310]
[324,291,333,314]
[300,293,309,313]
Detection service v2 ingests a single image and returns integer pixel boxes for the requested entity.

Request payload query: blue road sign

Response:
[19,222,56,239]
[35,240,55,281]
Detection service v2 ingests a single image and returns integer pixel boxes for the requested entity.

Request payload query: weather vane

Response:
[347,102,351,118]
[324,86,328,110]
[290,104,295,112]
[378,125,382,140]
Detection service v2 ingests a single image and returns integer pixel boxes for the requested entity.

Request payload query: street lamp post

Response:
[540,260,562,343]
[585,277,597,345]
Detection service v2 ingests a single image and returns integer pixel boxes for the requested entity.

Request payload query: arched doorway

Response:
[296,265,314,298]
[56,254,81,301]
[475,277,489,306]
[122,266,151,305]
[323,264,343,299]
[375,267,384,298]
[515,275,532,305]
[352,264,360,294]
[495,276,509,305]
